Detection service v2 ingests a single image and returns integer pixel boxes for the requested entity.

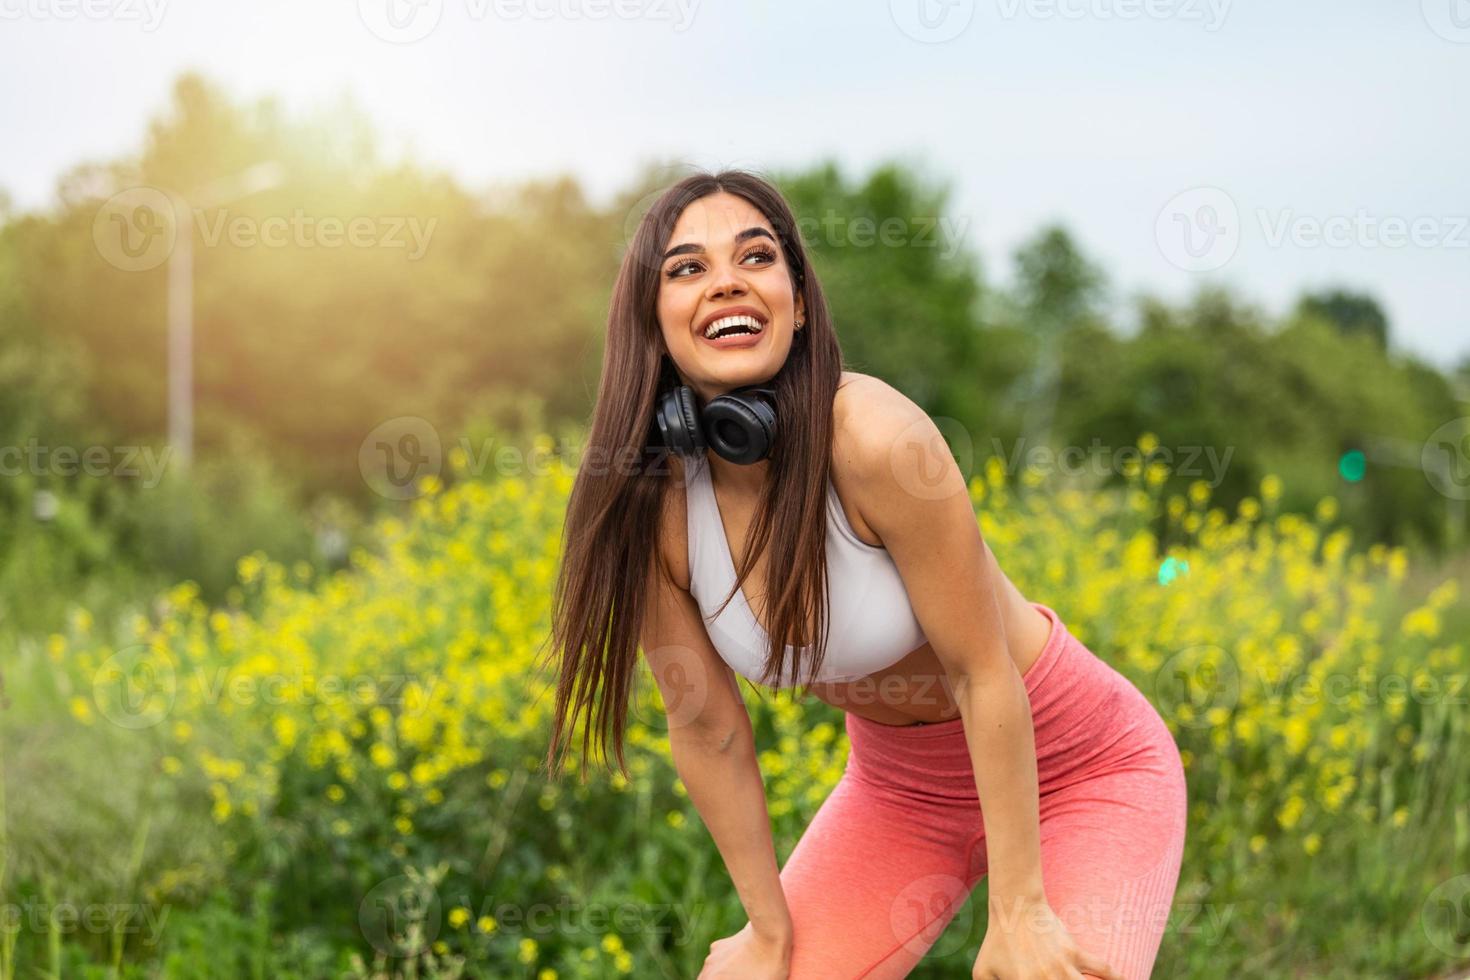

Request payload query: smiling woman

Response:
[538,169,1186,980]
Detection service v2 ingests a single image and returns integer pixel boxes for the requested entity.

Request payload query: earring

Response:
[795,319,804,330]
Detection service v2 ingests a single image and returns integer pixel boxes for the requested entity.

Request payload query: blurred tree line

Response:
[1,72,1466,617]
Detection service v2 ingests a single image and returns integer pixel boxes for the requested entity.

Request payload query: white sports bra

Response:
[683,453,929,687]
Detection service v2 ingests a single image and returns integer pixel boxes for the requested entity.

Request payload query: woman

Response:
[542,169,1187,979]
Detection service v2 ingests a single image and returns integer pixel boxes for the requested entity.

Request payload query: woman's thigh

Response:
[778,770,985,979]
[1019,733,1189,980]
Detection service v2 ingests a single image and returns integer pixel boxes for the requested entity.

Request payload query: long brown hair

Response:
[537,168,845,783]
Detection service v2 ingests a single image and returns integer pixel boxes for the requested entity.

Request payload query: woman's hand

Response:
[697,920,792,980]
[972,896,1125,980]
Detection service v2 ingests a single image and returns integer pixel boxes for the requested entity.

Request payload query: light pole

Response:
[166,162,283,471]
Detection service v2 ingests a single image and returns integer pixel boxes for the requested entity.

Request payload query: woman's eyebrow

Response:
[662,226,775,261]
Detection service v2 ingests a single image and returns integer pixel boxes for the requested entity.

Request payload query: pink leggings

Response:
[777,602,1188,979]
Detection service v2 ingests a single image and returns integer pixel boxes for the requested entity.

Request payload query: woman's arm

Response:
[841,384,1125,978]
[640,538,794,950]
[851,417,1046,907]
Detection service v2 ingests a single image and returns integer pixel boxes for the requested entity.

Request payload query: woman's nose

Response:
[706,268,748,299]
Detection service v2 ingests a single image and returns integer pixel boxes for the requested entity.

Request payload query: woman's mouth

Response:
[700,313,765,349]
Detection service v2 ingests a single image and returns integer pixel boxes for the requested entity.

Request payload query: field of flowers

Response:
[5,433,1467,978]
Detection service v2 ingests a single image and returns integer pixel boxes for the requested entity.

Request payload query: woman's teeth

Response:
[704,314,765,339]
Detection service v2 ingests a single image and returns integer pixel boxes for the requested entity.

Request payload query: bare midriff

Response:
[803,550,1054,727]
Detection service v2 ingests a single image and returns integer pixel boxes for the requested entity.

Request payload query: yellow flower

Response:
[1427,578,1459,609]
[1400,607,1440,640]
[449,907,469,929]
[601,933,625,954]
[273,715,299,751]
[237,554,263,585]
[518,938,538,964]
[1303,833,1321,855]
[1260,474,1282,502]
[538,971,558,980]
[1276,795,1305,830]
[477,915,497,934]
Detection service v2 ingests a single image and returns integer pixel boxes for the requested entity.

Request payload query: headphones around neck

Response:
[653,382,779,465]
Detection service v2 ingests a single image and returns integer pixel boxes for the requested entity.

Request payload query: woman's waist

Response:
[842,625,1168,788]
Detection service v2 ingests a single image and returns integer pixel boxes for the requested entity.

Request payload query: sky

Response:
[2,0,1467,369]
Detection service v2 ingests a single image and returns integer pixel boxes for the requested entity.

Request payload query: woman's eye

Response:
[666,246,774,280]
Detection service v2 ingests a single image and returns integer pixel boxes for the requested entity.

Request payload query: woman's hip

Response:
[842,602,1181,801]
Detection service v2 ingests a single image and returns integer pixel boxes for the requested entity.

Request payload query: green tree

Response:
[773,159,986,425]
[1294,288,1390,350]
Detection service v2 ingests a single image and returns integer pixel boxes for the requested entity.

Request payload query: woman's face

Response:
[655,191,805,403]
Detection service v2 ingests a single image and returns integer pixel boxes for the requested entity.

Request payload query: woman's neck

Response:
[705,451,770,498]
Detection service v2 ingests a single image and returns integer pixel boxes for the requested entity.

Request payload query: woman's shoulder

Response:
[831,371,927,478]
[831,371,937,546]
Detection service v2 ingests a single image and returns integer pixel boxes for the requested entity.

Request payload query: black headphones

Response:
[652,382,779,465]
